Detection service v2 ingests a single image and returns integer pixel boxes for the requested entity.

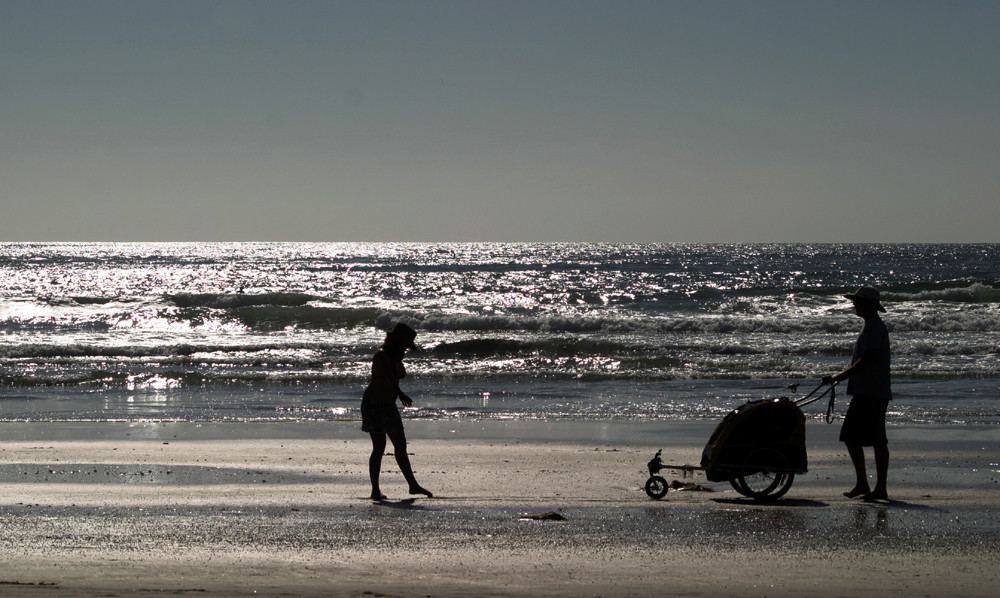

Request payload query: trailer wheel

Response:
[645,475,669,499]
[732,448,795,501]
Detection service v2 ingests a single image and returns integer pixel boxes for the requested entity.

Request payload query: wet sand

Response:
[0,420,998,597]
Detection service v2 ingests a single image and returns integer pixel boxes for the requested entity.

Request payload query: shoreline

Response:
[2,416,998,443]
[1,420,998,596]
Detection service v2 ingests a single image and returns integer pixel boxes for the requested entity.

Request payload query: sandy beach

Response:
[1,420,998,597]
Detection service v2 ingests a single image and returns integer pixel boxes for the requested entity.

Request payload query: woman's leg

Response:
[387,428,432,497]
[368,432,387,500]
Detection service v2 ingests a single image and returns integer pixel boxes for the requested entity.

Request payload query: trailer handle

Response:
[795,381,837,424]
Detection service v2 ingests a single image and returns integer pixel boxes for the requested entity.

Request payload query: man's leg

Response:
[869,443,889,500]
[844,442,871,498]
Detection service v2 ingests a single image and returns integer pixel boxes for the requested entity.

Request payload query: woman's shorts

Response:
[360,398,403,435]
[839,395,890,446]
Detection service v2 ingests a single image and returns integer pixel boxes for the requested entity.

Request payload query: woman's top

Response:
[362,348,405,406]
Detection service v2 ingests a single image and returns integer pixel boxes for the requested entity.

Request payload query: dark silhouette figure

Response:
[823,287,891,501]
[361,322,432,500]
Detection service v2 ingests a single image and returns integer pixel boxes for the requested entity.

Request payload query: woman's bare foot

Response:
[409,485,433,497]
[371,491,387,501]
[864,490,888,501]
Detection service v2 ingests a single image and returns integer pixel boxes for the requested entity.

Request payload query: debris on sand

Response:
[518,512,568,521]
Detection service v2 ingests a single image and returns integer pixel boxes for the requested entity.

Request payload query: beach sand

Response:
[0,420,998,597]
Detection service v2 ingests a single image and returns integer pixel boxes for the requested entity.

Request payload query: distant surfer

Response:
[823,287,892,501]
[361,322,433,500]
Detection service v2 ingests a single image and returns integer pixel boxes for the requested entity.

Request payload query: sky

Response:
[2,0,998,243]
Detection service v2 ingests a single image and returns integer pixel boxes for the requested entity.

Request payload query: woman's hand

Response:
[399,394,413,407]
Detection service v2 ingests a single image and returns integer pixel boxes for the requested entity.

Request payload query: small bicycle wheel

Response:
[733,448,795,501]
[645,475,669,500]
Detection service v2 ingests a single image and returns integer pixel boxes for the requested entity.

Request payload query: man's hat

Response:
[844,287,886,312]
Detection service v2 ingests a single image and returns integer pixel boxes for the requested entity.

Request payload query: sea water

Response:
[0,243,997,425]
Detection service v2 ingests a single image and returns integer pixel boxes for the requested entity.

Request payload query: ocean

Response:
[1,243,997,426]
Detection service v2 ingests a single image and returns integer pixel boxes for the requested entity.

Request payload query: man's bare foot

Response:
[409,485,433,497]
[864,490,888,501]
[844,486,870,498]
[371,491,387,501]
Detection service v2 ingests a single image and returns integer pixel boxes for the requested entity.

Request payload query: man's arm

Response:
[823,349,877,385]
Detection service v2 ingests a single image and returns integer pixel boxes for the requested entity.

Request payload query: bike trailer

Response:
[701,396,807,482]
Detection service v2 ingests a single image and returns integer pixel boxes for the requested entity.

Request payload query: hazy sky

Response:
[3,1,998,242]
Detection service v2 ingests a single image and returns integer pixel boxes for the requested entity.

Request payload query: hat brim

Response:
[844,294,886,312]
[388,333,418,351]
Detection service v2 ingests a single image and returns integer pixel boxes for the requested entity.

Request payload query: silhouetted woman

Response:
[361,322,432,500]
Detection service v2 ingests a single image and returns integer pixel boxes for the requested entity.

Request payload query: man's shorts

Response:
[839,394,890,447]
